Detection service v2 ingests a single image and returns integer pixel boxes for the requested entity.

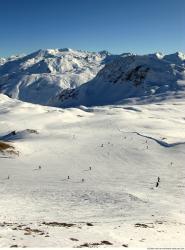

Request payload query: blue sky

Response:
[0,0,184,57]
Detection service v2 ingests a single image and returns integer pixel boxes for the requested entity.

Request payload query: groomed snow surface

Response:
[0,94,185,247]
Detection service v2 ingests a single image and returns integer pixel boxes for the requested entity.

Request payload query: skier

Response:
[82,178,85,183]
[67,176,70,180]
[156,177,160,188]
[89,166,92,171]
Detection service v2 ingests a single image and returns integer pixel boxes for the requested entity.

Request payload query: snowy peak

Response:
[0,58,6,66]
[96,53,184,84]
[148,52,164,59]
[0,54,24,66]
[54,53,185,107]
[0,48,113,105]
[0,48,111,75]
[0,49,185,107]
[163,52,185,66]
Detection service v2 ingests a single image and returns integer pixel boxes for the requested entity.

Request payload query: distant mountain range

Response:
[0,49,185,107]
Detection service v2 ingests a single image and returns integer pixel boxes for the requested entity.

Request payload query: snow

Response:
[1,49,185,109]
[163,52,185,66]
[55,53,185,107]
[0,49,114,105]
[0,93,185,247]
[0,48,185,247]
[0,54,24,66]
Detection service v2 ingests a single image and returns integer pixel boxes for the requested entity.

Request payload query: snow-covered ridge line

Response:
[0,48,116,105]
[52,52,185,107]
[0,49,185,107]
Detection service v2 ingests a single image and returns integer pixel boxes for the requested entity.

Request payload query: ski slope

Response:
[0,94,185,247]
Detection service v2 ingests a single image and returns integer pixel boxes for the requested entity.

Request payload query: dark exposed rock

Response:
[86,222,94,226]
[122,244,128,247]
[42,221,75,228]
[135,223,154,228]
[101,240,113,245]
[58,88,78,101]
[70,238,79,241]
[76,240,113,248]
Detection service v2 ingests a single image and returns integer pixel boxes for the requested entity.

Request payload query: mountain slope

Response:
[0,49,114,105]
[1,50,185,107]
[0,93,185,247]
[52,52,185,107]
[0,54,24,66]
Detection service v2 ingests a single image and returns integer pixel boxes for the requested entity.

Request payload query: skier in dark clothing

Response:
[156,177,160,187]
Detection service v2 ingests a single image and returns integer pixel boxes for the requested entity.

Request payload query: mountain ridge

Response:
[0,49,185,107]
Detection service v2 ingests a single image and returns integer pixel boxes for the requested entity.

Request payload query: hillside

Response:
[52,52,185,107]
[0,50,185,247]
[1,50,185,107]
[0,93,185,247]
[0,49,113,105]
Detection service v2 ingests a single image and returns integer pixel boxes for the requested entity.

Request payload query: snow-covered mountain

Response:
[0,48,114,105]
[0,49,185,107]
[0,54,24,66]
[52,52,185,107]
[1,50,185,247]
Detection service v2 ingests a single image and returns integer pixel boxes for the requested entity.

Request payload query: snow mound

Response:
[0,129,39,141]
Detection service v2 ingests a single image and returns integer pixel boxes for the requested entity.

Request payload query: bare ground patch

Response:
[76,240,113,248]
[0,141,19,155]
[42,221,76,228]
